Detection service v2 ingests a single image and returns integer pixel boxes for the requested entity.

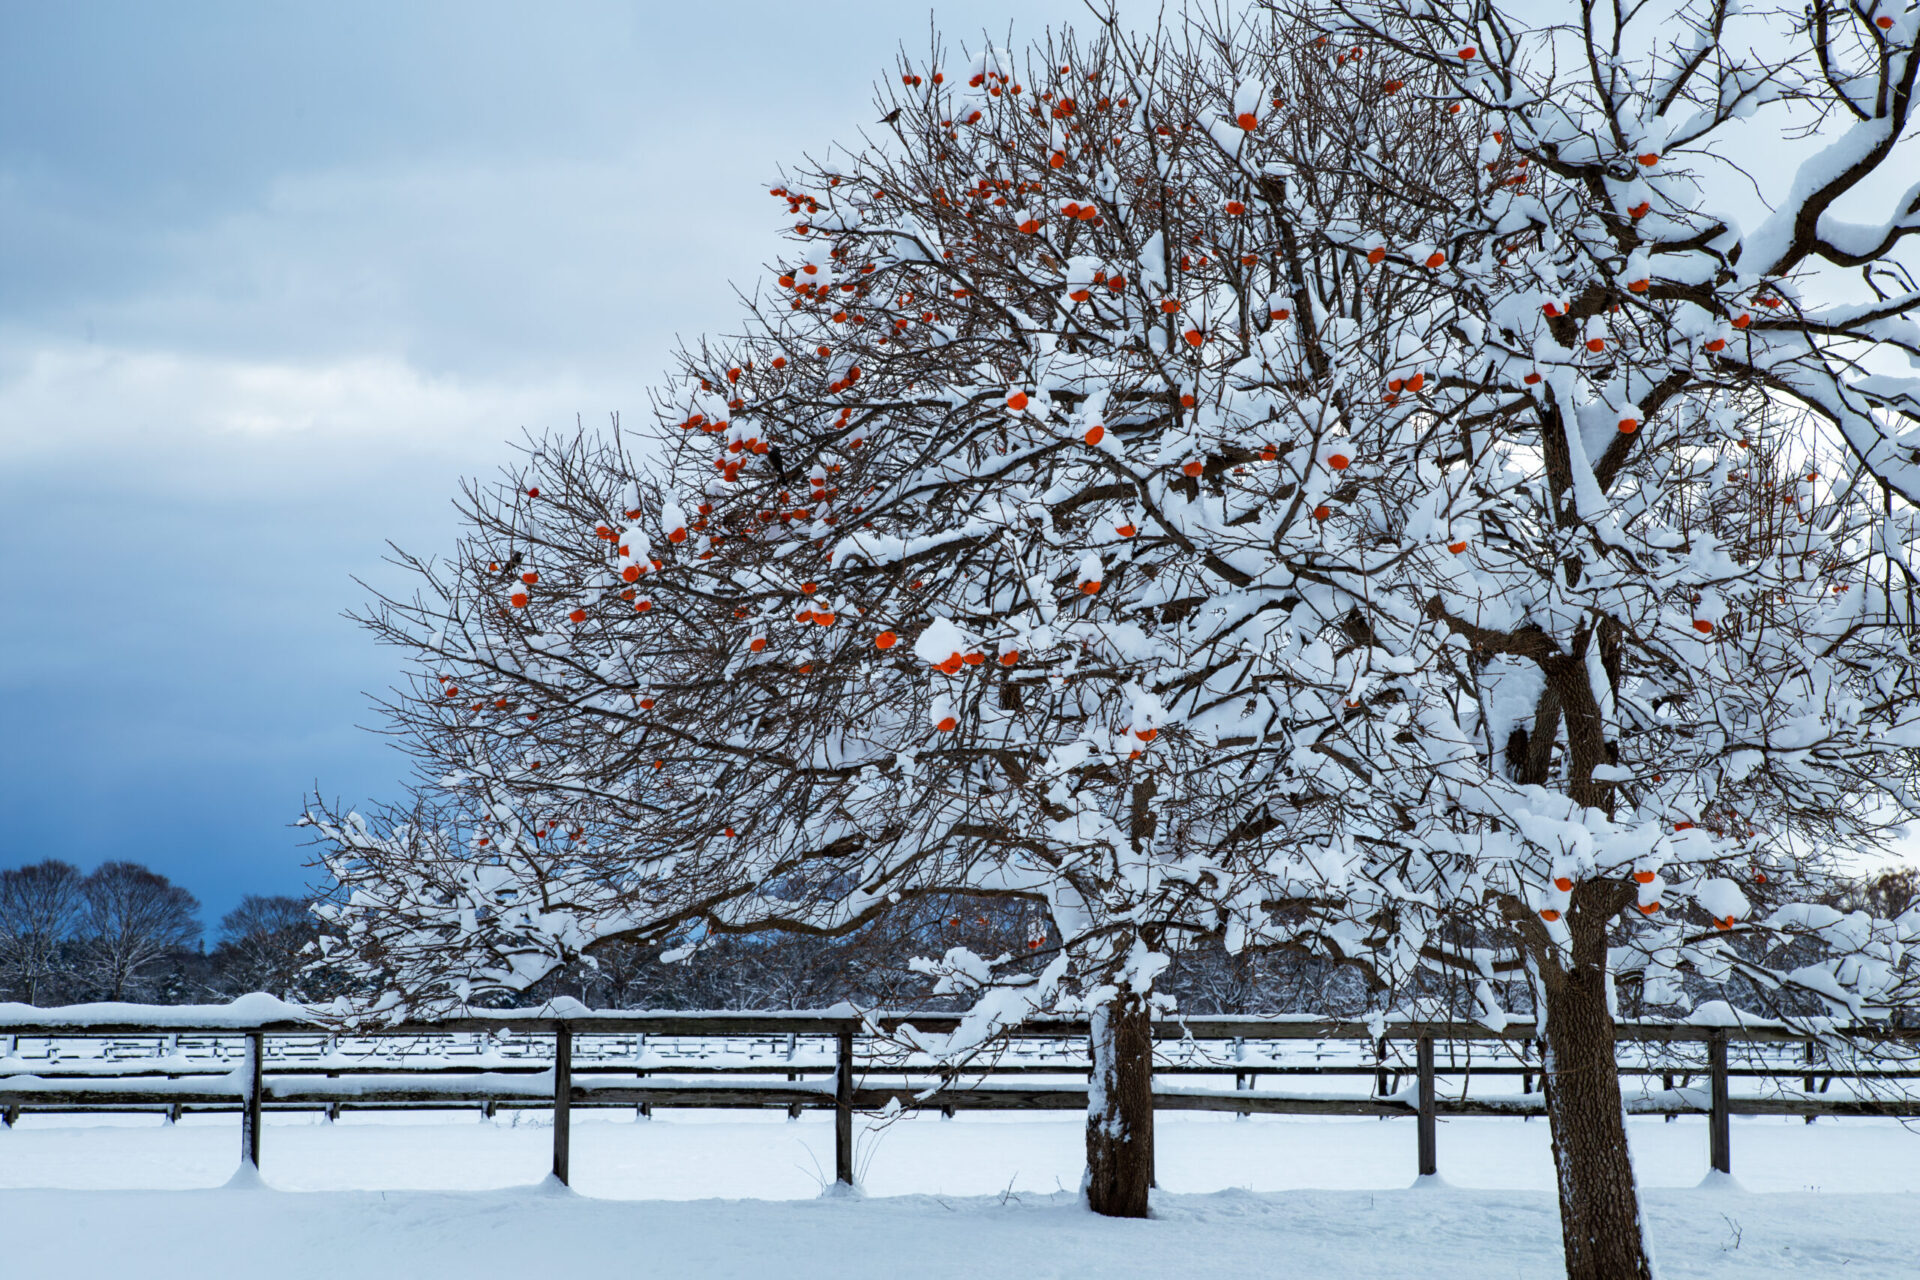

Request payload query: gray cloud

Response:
[0,0,1096,920]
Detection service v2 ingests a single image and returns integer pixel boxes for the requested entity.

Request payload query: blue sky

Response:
[0,0,1093,925]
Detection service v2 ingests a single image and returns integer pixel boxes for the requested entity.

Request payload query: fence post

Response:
[164,1032,180,1124]
[552,1024,572,1186]
[785,1032,803,1120]
[241,1030,264,1171]
[635,1032,651,1120]
[1416,1034,1437,1177]
[321,1033,340,1123]
[1804,1040,1818,1124]
[477,1029,492,1121]
[834,1026,855,1188]
[1707,1030,1730,1175]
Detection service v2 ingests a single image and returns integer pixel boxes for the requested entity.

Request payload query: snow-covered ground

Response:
[2,1109,1916,1277]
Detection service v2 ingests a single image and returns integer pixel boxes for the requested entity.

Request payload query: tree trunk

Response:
[1084,994,1154,1218]
[1540,919,1654,1280]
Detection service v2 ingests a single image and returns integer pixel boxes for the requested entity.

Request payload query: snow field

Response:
[2,1110,1917,1277]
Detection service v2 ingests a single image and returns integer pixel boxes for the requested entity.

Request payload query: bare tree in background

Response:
[80,862,202,1001]
[213,895,318,999]
[0,860,85,1005]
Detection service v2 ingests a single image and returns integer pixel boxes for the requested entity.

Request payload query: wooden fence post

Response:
[785,1032,802,1120]
[0,1010,21,1124]
[834,1027,855,1188]
[1416,1034,1437,1177]
[635,1032,651,1120]
[1708,1030,1731,1175]
[241,1030,264,1171]
[165,1032,180,1125]
[1521,1037,1536,1121]
[1804,1040,1818,1124]
[552,1024,572,1186]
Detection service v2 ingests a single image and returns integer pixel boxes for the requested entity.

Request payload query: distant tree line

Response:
[5,857,1913,1014]
[508,897,1380,1017]
[482,867,1920,1019]
[0,860,319,1006]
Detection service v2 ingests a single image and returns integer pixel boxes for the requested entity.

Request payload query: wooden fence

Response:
[3,1008,1916,1188]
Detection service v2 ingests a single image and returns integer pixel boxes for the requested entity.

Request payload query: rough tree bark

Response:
[1084,994,1155,1218]
[1538,895,1654,1280]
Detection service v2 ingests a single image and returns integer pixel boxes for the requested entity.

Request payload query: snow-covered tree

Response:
[1264,3,1920,1277]
[0,860,84,1006]
[309,0,1920,1250]
[78,862,202,1002]
[310,7,1470,1215]
[212,895,323,1000]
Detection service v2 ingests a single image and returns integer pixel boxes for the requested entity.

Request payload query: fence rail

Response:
[4,1006,1916,1188]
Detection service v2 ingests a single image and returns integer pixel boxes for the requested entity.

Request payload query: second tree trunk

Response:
[1541,931,1655,1280]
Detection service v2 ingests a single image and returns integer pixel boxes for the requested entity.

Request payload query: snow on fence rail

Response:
[3,999,1917,1187]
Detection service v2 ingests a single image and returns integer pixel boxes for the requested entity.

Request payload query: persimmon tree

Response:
[676,14,1496,1216]
[309,6,1475,1215]
[1259,3,1920,1279]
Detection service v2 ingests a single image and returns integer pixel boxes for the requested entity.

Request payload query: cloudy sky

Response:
[7,1,1915,934]
[0,0,1095,925]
